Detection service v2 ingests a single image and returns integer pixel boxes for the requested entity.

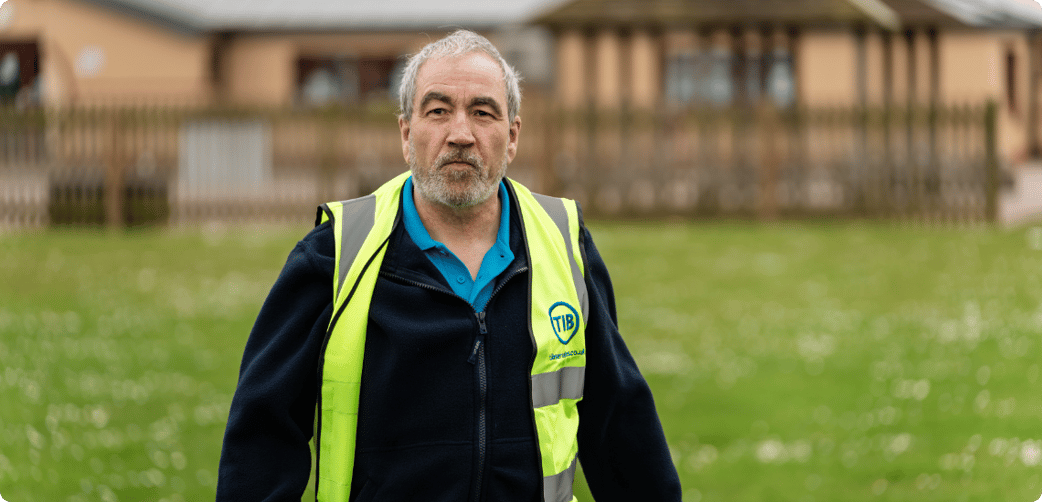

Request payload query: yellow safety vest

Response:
[314,172,589,502]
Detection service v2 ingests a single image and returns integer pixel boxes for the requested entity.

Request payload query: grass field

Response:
[0,221,1040,502]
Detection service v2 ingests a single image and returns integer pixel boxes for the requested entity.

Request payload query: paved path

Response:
[1000,163,1042,227]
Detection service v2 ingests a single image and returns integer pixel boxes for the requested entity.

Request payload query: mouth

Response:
[440,160,476,169]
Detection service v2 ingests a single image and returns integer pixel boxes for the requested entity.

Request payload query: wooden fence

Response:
[527,102,998,222]
[0,101,998,228]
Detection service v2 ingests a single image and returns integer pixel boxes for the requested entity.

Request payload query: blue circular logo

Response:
[548,302,580,344]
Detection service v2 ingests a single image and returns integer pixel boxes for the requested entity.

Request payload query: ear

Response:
[505,115,521,164]
[399,116,411,164]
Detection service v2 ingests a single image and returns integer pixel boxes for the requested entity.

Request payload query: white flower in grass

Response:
[1022,441,1042,467]
[887,433,912,456]
[756,439,786,463]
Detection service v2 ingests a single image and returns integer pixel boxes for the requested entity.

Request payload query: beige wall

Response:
[800,31,858,106]
[223,37,295,107]
[0,0,451,107]
[939,32,995,103]
[0,0,212,105]
[0,0,45,37]
[629,29,659,109]
[556,29,586,108]
[799,28,1034,161]
[223,32,449,107]
[938,31,1034,161]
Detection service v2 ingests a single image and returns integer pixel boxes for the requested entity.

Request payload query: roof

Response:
[923,0,1042,28]
[80,0,570,34]
[75,0,1042,34]
[531,0,1042,30]
[532,0,901,29]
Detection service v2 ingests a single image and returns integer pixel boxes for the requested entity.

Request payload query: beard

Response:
[409,142,507,209]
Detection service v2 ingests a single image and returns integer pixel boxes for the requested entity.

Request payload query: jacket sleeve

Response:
[216,222,335,502]
[576,224,683,501]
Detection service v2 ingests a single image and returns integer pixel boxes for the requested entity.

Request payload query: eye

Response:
[475,110,494,118]
[427,107,447,116]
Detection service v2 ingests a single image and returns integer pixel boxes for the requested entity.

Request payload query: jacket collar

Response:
[378,178,528,294]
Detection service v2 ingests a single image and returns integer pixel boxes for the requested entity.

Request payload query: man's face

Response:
[399,52,521,208]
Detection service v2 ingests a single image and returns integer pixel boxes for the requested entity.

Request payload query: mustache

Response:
[435,149,484,170]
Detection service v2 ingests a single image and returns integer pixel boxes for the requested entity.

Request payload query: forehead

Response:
[414,52,507,103]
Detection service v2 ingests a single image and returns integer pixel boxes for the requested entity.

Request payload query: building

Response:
[0,0,562,227]
[1,0,1039,224]
[535,0,1042,163]
[0,0,559,108]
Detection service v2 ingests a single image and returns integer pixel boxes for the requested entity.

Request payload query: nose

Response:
[446,110,475,148]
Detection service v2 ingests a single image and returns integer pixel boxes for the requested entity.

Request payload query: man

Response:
[217,30,681,501]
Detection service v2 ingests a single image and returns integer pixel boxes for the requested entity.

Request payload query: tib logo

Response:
[548,302,580,344]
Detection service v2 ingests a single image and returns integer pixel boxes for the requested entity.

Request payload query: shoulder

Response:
[291,221,335,276]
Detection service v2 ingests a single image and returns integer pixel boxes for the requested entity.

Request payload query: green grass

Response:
[1,222,1041,501]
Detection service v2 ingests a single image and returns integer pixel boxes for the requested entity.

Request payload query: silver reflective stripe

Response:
[531,193,589,323]
[543,457,577,502]
[335,194,377,297]
[531,366,585,409]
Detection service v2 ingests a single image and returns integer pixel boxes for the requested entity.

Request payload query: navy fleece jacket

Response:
[216,187,682,501]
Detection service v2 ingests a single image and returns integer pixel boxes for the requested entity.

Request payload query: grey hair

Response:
[398,29,522,123]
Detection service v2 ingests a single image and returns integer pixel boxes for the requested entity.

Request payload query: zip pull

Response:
[470,312,489,362]
[468,312,488,365]
[468,335,484,365]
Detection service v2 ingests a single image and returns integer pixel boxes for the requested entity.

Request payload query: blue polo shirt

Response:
[402,176,514,312]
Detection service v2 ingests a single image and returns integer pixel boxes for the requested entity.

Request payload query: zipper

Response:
[383,268,527,502]
[489,266,528,300]
[468,311,488,502]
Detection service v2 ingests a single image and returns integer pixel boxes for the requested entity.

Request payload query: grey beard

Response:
[409,143,506,209]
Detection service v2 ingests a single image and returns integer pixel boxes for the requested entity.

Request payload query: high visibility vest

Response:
[314,171,589,502]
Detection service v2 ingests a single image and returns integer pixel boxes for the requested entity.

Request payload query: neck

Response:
[413,186,501,277]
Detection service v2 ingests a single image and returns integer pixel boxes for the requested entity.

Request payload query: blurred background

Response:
[2,0,1042,226]
[2,0,1042,501]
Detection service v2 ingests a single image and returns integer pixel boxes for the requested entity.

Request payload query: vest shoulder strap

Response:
[517,185,589,324]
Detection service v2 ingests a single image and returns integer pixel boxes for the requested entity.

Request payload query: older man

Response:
[217,30,681,501]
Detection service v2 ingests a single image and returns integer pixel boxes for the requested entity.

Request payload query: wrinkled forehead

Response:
[413,52,507,104]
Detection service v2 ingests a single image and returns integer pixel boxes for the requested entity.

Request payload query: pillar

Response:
[594,28,623,109]
[557,28,586,109]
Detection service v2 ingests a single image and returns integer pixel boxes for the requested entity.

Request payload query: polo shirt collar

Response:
[402,176,511,252]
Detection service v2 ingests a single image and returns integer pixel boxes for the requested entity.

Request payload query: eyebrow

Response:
[419,91,504,117]
[470,96,503,117]
[419,91,451,111]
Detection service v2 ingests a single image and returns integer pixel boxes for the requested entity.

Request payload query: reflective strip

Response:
[531,193,589,323]
[335,194,377,298]
[543,457,577,502]
[531,366,585,409]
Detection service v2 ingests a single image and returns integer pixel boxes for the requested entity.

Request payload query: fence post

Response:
[984,100,998,223]
[318,109,337,205]
[758,103,779,220]
[104,109,125,229]
[540,102,558,195]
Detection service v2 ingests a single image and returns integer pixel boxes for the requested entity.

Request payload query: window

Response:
[766,49,795,108]
[703,49,734,106]
[296,56,403,107]
[298,57,356,107]
[0,41,40,107]
[0,52,19,97]
[665,52,699,104]
[664,48,793,108]
[665,49,733,107]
